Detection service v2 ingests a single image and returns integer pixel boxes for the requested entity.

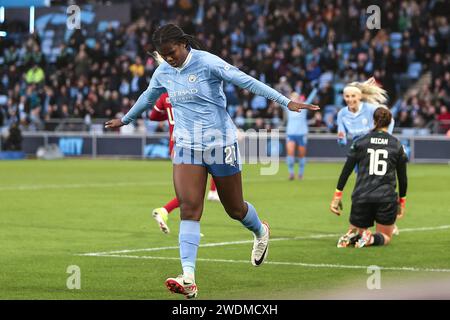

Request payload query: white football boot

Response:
[165,275,198,299]
[355,229,373,248]
[251,222,270,266]
[152,207,170,234]
[337,228,360,248]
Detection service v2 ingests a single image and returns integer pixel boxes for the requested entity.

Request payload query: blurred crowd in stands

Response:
[0,0,449,135]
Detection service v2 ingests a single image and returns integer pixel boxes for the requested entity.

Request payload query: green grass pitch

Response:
[1,159,449,299]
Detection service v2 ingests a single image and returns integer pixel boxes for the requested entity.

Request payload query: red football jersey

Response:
[149,93,175,153]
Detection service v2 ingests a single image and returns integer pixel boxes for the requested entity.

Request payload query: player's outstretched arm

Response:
[287,101,320,113]
[208,54,319,112]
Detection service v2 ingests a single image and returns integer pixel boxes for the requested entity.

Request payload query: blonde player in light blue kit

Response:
[105,24,320,299]
[337,77,394,146]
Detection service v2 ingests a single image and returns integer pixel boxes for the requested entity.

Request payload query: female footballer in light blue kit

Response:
[337,77,394,147]
[285,88,318,180]
[105,24,319,299]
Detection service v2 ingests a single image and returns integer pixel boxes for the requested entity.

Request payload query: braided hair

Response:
[152,24,204,51]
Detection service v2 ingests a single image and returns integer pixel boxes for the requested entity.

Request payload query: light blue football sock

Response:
[298,157,306,176]
[286,156,295,176]
[179,220,200,280]
[241,202,265,238]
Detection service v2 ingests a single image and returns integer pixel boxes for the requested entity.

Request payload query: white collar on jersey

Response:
[175,49,193,72]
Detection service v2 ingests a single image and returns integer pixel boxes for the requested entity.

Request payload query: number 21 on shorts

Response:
[224,145,237,166]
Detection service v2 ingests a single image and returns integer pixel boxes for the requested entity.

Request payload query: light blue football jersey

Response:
[122,48,291,150]
[285,88,317,136]
[336,102,394,144]
[286,108,308,136]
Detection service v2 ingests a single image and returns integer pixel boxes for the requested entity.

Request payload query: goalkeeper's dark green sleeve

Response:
[396,160,407,198]
[336,156,357,191]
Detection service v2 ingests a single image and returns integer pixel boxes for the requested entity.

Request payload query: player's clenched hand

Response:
[288,101,320,113]
[105,119,124,129]
[397,197,406,219]
[337,132,346,147]
[330,190,343,216]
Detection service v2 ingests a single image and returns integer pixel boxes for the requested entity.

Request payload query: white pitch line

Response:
[0,170,438,191]
[0,178,297,191]
[78,234,345,256]
[0,177,300,191]
[78,224,450,256]
[397,225,450,232]
[84,254,450,273]
[0,181,171,191]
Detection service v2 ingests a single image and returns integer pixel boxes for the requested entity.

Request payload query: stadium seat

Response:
[407,62,422,79]
[85,38,96,48]
[390,32,402,49]
[96,21,119,32]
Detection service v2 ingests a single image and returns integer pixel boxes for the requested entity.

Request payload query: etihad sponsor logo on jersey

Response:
[168,88,199,97]
[370,137,388,145]
[349,128,370,138]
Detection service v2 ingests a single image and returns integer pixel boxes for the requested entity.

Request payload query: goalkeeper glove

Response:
[330,189,343,216]
[397,197,406,219]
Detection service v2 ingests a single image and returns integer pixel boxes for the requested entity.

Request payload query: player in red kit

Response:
[149,92,219,234]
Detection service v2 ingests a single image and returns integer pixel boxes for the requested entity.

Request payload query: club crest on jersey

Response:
[188,74,197,82]
[362,118,368,125]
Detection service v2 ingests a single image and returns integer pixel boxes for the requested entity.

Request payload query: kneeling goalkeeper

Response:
[330,107,408,248]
